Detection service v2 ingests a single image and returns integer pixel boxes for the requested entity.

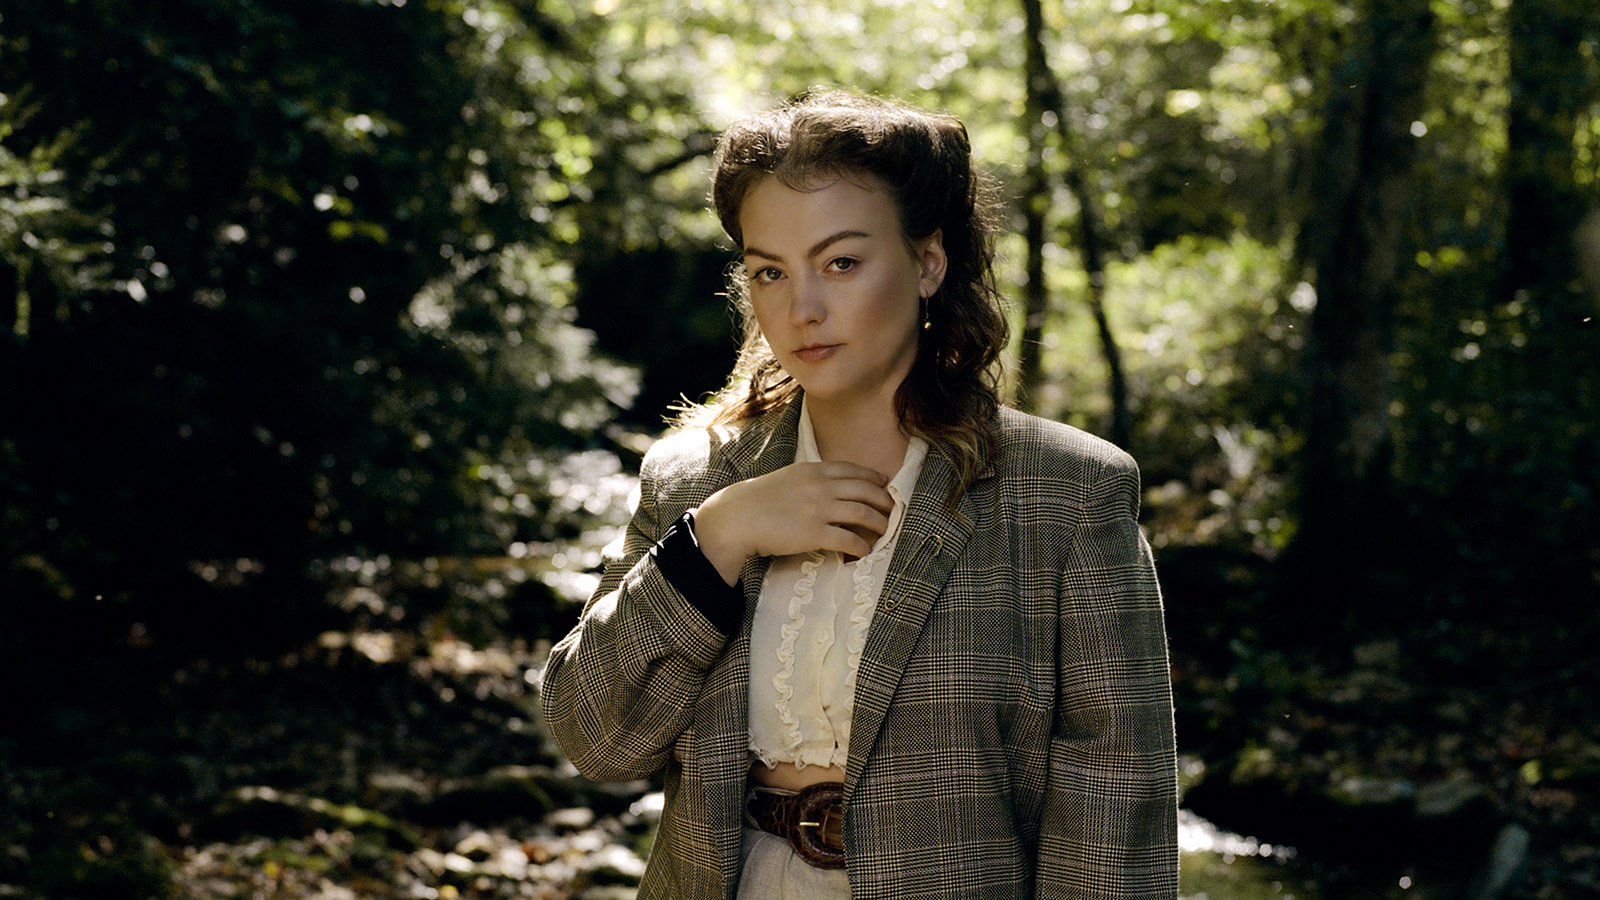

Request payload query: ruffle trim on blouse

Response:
[769,550,825,762]
[841,539,891,725]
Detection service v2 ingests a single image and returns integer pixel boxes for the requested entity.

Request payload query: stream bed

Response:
[1177,805,1495,900]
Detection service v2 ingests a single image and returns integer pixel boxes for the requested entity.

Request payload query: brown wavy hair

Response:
[681,89,1009,501]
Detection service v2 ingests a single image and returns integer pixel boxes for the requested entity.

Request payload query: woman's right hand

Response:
[692,462,894,585]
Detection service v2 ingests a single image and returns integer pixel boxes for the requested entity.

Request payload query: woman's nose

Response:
[789,274,826,326]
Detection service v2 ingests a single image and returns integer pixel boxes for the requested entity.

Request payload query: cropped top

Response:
[747,400,928,771]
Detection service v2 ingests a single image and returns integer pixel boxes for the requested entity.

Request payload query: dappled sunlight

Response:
[1180,807,1316,900]
[1179,808,1296,863]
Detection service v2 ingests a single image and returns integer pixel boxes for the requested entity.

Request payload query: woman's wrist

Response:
[690,490,748,585]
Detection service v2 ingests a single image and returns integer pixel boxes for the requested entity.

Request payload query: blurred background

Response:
[2,0,1596,897]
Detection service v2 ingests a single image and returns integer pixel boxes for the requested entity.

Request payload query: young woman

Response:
[540,90,1178,899]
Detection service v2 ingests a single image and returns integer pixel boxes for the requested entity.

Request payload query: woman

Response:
[540,90,1177,899]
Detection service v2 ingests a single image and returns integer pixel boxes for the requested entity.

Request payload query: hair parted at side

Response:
[677,89,1010,502]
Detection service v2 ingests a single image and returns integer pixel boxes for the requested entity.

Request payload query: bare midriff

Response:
[749,759,847,791]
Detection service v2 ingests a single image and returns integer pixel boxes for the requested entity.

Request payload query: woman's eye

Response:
[753,266,783,284]
[828,257,858,273]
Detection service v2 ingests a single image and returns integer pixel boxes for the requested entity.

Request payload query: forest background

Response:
[2,0,1598,898]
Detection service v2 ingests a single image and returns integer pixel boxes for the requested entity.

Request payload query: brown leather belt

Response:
[746,782,846,870]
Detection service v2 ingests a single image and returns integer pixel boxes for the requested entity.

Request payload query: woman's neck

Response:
[806,393,910,480]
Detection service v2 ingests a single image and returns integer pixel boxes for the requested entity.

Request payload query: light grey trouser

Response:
[736,827,851,899]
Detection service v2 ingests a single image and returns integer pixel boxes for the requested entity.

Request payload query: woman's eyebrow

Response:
[743,230,871,262]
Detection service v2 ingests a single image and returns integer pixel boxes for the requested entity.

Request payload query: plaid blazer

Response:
[540,399,1178,899]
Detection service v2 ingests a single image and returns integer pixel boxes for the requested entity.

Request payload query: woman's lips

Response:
[793,344,839,363]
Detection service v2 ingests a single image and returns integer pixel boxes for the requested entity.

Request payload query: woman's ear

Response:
[917,229,948,298]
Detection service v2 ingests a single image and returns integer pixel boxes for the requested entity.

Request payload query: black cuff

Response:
[651,510,744,635]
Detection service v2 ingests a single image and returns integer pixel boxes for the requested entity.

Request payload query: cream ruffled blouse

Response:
[748,399,929,772]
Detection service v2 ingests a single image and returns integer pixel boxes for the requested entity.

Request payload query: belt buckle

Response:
[791,782,845,870]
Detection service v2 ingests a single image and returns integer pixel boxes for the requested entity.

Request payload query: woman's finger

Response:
[828,498,890,535]
[824,525,878,560]
[813,460,890,487]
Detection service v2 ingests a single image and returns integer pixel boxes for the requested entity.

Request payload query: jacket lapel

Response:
[691,401,802,890]
[845,442,982,792]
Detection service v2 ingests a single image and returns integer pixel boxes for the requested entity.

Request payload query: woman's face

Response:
[738,174,946,414]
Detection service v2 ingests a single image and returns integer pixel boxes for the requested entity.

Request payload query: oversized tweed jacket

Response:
[540,398,1178,900]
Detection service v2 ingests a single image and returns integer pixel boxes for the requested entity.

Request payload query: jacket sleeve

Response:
[538,449,735,783]
[1036,451,1179,899]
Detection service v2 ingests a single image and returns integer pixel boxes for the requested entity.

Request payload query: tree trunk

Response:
[1017,156,1048,413]
[1015,6,1050,413]
[1018,0,1131,448]
[1293,0,1436,611]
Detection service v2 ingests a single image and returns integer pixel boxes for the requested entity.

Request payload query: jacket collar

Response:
[713,397,803,482]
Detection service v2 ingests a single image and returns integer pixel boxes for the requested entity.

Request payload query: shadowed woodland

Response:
[2,0,1598,897]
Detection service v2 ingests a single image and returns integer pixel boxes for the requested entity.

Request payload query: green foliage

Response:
[1369,0,1600,639]
[0,95,115,337]
[0,0,654,655]
[0,0,1593,685]
[978,0,1595,660]
[1027,235,1306,556]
